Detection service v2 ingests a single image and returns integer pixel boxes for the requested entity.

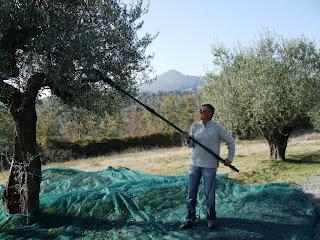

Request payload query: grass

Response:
[0,135,319,187]
[0,171,9,185]
[227,139,320,186]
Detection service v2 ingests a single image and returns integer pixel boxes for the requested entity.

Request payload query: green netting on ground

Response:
[0,167,319,240]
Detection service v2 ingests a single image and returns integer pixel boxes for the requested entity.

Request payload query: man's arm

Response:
[219,125,235,165]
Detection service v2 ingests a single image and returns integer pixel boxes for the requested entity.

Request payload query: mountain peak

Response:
[158,69,183,79]
[139,69,202,93]
[163,69,183,75]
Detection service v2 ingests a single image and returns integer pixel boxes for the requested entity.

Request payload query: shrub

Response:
[42,132,183,161]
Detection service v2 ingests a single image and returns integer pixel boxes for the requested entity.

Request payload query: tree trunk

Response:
[268,141,278,159]
[2,103,41,218]
[78,127,81,141]
[265,129,290,161]
[274,139,288,161]
[0,153,3,171]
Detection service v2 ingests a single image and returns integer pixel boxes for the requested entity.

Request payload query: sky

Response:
[137,0,320,76]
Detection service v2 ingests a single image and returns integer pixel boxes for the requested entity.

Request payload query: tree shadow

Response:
[0,213,317,240]
[166,217,316,240]
[215,217,316,240]
[0,212,129,239]
[285,150,320,164]
[0,211,182,239]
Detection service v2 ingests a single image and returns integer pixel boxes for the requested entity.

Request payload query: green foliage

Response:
[37,91,201,142]
[0,1,154,214]
[43,132,182,161]
[309,105,320,131]
[137,91,201,134]
[204,31,320,159]
[43,96,108,140]
[35,91,202,159]
[0,106,14,148]
[0,0,154,116]
[36,99,63,146]
[0,0,155,163]
[0,106,14,169]
[36,96,130,143]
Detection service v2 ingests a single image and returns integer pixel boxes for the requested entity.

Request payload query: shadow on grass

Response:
[0,211,180,239]
[0,212,128,239]
[0,211,317,240]
[285,150,320,165]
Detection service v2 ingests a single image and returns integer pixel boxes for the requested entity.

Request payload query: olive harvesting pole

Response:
[97,71,239,172]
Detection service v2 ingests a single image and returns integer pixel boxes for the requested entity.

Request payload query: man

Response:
[180,103,235,230]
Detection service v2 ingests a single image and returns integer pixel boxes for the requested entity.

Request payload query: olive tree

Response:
[309,106,320,131]
[204,32,320,160]
[0,0,153,216]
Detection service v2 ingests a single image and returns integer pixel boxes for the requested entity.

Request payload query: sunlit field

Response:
[1,133,319,186]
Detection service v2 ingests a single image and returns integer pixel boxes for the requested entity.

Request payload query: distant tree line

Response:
[37,91,201,141]
[0,91,201,167]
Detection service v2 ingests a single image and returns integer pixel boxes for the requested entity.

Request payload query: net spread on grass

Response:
[0,167,319,240]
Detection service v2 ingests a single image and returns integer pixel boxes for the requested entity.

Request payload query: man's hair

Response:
[202,103,215,114]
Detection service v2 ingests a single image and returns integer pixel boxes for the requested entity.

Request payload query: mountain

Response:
[139,69,203,92]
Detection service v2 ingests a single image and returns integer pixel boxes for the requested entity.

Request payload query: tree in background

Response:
[44,96,103,141]
[124,105,147,135]
[36,98,64,145]
[37,96,126,142]
[309,106,320,131]
[0,106,14,170]
[143,92,200,133]
[176,94,200,131]
[158,94,179,131]
[204,32,320,160]
[35,91,200,150]
[0,0,153,216]
[0,106,14,148]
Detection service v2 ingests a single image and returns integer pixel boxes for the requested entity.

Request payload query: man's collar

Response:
[200,119,214,126]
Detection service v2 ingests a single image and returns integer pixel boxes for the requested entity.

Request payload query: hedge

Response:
[42,131,183,162]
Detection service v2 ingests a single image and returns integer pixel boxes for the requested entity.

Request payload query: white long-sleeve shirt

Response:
[188,120,235,168]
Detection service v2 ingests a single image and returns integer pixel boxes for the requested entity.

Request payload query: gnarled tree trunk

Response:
[1,74,45,218]
[268,141,277,159]
[2,101,41,217]
[264,128,291,161]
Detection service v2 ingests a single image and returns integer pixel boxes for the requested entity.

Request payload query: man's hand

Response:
[182,132,191,140]
[224,159,232,166]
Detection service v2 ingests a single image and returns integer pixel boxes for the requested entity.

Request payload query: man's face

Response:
[199,106,213,122]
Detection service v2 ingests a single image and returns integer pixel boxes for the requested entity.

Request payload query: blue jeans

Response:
[185,165,217,221]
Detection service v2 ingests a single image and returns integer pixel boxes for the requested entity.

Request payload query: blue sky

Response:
[138,0,320,76]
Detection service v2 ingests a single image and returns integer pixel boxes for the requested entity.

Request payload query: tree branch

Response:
[23,73,47,105]
[46,77,75,103]
[0,79,22,107]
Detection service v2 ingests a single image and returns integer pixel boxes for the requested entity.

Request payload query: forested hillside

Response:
[0,91,202,167]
